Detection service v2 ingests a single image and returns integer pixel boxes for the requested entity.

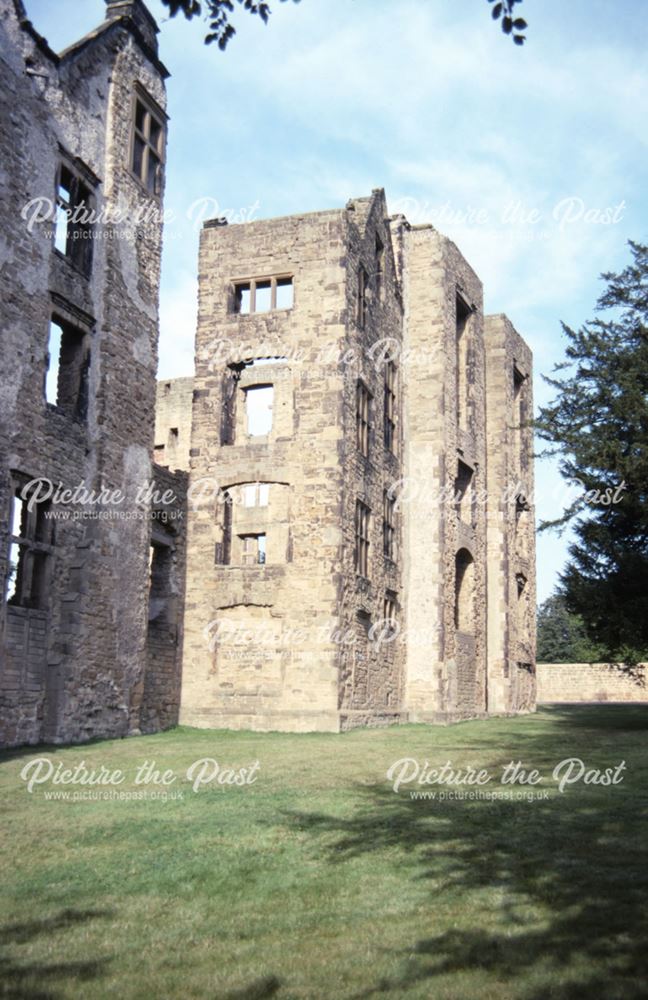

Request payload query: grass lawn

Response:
[1,705,647,999]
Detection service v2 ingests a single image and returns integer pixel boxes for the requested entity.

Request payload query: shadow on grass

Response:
[538,703,648,732]
[219,975,282,999]
[0,908,114,999]
[0,737,126,765]
[284,707,648,999]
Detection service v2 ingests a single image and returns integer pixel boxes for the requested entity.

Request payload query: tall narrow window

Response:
[5,481,53,609]
[515,494,530,559]
[245,385,274,436]
[54,162,94,275]
[383,490,396,561]
[233,276,293,314]
[456,294,471,432]
[356,380,371,457]
[148,537,174,625]
[167,427,179,464]
[384,361,397,453]
[45,317,90,422]
[375,234,384,300]
[45,321,63,405]
[131,91,165,196]
[355,501,370,578]
[357,265,368,329]
[454,548,475,633]
[383,592,397,636]
[455,461,474,525]
[215,491,233,565]
[516,572,529,636]
[513,366,527,472]
[221,365,241,445]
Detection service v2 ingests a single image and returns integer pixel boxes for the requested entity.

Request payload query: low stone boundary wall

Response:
[536,663,648,703]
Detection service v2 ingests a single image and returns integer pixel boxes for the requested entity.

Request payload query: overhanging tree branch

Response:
[158,0,528,50]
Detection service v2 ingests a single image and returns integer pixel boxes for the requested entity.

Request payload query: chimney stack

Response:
[104,0,159,53]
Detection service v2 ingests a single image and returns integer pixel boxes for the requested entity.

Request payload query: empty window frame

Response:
[215,490,233,565]
[513,366,526,429]
[240,533,266,566]
[166,427,179,457]
[383,490,396,561]
[45,317,90,421]
[243,483,270,507]
[5,480,53,609]
[245,384,274,436]
[515,493,530,525]
[131,90,165,196]
[513,365,528,470]
[384,361,397,453]
[54,162,94,275]
[454,548,475,633]
[455,460,474,525]
[233,276,294,314]
[355,500,370,577]
[516,572,529,635]
[383,592,397,635]
[456,294,472,431]
[221,365,242,445]
[356,380,371,457]
[357,265,369,329]
[375,234,385,299]
[148,536,174,625]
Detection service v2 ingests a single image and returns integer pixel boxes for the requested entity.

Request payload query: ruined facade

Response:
[1,0,535,747]
[168,191,536,732]
[0,0,185,746]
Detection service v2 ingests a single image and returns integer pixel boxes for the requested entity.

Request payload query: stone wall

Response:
[1,0,537,743]
[484,315,536,713]
[392,221,489,723]
[140,463,187,733]
[536,663,648,703]
[154,376,193,471]
[181,205,350,731]
[180,191,536,733]
[0,0,170,746]
[337,192,405,729]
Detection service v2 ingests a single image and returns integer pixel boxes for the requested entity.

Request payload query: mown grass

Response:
[1,705,647,999]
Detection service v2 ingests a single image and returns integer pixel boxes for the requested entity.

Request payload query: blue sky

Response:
[25,0,648,602]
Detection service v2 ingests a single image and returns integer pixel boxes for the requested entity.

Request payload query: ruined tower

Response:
[175,189,536,731]
[0,0,184,746]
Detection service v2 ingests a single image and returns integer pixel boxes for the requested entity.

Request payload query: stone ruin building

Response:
[0,0,535,746]
[0,0,185,746]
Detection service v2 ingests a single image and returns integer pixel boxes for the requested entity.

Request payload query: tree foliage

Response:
[536,241,648,663]
[536,593,604,663]
[488,0,527,46]
[159,0,527,51]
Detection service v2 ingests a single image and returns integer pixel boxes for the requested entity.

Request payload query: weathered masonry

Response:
[0,0,185,746]
[174,190,536,732]
[1,0,535,745]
